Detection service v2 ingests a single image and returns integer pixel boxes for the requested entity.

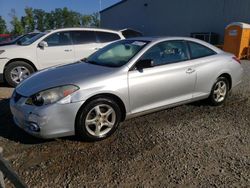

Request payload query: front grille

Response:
[14,91,23,103]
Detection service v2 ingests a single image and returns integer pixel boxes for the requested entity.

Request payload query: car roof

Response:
[46,27,121,34]
[126,36,223,53]
[127,36,203,42]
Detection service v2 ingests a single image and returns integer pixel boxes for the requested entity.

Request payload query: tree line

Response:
[0,7,100,35]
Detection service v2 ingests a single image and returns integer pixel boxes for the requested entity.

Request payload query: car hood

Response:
[16,61,118,97]
[0,44,21,50]
[0,42,15,46]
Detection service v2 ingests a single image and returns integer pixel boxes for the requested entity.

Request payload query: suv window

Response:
[188,42,216,59]
[44,32,72,46]
[140,40,189,66]
[96,32,121,43]
[71,31,97,45]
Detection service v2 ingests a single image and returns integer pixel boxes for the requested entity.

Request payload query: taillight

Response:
[232,56,241,64]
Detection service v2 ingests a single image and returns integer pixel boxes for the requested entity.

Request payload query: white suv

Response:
[0,28,127,86]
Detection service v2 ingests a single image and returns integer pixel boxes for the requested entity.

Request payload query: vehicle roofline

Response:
[124,36,223,53]
[45,27,122,34]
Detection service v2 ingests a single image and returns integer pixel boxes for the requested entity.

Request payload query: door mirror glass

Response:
[136,59,154,70]
[38,41,48,48]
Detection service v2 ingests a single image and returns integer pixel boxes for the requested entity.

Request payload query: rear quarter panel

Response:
[192,53,234,98]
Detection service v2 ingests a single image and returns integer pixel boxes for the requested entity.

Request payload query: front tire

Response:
[76,97,122,141]
[208,77,229,106]
[4,61,35,87]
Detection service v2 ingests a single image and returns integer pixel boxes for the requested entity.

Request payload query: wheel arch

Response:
[218,73,232,90]
[75,93,127,124]
[4,58,38,73]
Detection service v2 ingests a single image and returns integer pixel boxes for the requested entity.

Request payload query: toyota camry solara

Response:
[10,37,243,141]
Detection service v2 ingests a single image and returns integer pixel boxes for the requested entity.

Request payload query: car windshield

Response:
[86,40,149,67]
[16,33,40,44]
[20,32,48,45]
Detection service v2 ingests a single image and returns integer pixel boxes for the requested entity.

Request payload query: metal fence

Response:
[0,147,27,188]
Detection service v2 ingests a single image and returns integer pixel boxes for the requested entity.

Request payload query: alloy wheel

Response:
[213,80,227,103]
[85,104,116,137]
[10,66,31,84]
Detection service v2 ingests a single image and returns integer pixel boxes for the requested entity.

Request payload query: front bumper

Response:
[10,93,85,139]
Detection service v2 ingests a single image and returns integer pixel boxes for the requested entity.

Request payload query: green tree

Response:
[53,8,64,28]
[23,7,35,32]
[67,11,81,27]
[81,15,92,27]
[9,9,24,34]
[44,12,55,30]
[33,9,46,31]
[90,12,100,27]
[0,16,7,33]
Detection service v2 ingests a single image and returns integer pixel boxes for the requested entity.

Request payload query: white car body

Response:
[0,28,125,85]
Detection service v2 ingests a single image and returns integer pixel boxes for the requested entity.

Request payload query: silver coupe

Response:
[10,37,243,141]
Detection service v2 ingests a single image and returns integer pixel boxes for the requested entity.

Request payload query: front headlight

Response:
[0,50,5,55]
[26,85,79,106]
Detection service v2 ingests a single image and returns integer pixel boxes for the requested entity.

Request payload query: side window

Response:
[71,31,96,45]
[140,41,189,66]
[188,42,216,59]
[44,32,72,46]
[96,32,121,43]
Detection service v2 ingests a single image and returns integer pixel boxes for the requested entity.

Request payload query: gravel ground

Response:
[0,61,249,187]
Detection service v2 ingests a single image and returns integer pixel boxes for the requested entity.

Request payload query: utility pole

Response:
[99,0,102,21]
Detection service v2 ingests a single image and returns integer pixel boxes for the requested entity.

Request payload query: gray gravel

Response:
[0,61,249,187]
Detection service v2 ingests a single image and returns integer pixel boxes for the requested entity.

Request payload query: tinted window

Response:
[121,30,143,38]
[140,41,189,66]
[96,32,121,43]
[44,32,72,46]
[71,31,96,44]
[188,42,216,59]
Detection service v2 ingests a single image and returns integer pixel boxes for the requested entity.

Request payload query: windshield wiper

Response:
[85,59,99,65]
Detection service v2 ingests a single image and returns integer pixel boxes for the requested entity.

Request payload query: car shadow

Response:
[0,82,12,88]
[187,99,209,107]
[0,99,51,145]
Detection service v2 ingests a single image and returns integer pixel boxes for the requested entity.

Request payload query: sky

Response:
[0,0,121,29]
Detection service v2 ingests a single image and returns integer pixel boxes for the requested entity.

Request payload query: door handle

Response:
[186,68,195,74]
[94,47,101,50]
[64,49,72,52]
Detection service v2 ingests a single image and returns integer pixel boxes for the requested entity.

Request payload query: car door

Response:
[128,40,197,114]
[36,31,75,69]
[187,41,218,98]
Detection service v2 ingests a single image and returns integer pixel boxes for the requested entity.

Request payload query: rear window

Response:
[188,42,216,59]
[121,29,143,38]
[96,32,121,43]
[71,31,97,44]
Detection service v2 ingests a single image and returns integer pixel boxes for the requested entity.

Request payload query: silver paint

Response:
[10,37,243,138]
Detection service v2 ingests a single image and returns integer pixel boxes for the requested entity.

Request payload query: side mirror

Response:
[136,59,154,70]
[38,41,48,48]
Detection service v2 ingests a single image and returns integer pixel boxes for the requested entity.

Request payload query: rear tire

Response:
[4,61,35,87]
[208,77,229,106]
[76,97,122,141]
